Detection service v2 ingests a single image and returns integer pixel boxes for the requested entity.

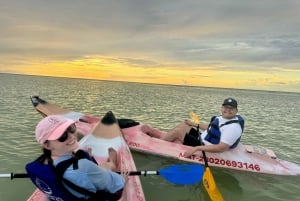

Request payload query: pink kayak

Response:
[28,96,145,201]
[123,125,300,176]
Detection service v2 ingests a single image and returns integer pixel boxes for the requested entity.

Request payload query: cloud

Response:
[1,0,300,92]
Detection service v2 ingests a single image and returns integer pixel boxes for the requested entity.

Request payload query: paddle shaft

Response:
[196,125,209,167]
[196,118,224,201]
[1,171,160,179]
[0,173,28,179]
[118,171,159,176]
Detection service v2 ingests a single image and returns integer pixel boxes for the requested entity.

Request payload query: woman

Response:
[26,115,127,201]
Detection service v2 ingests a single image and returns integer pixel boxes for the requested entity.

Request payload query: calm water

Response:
[0,73,299,201]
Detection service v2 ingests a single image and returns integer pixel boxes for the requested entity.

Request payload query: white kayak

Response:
[28,96,145,201]
[123,125,300,176]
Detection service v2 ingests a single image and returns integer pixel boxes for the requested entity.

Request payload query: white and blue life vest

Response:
[204,115,244,148]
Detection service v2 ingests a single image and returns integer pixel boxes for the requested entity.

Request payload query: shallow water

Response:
[0,73,299,201]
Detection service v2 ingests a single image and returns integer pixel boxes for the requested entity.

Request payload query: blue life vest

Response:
[204,115,244,148]
[26,150,122,201]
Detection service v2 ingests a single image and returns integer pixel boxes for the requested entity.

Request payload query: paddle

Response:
[0,164,204,185]
[189,112,224,201]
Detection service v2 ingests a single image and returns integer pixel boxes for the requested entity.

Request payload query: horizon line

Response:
[1,72,299,95]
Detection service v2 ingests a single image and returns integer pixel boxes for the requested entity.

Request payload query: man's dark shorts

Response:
[183,128,202,147]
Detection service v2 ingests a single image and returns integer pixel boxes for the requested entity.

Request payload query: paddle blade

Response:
[159,164,204,185]
[189,111,199,124]
[202,167,224,201]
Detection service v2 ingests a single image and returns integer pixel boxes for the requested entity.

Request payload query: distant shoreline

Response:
[1,72,299,95]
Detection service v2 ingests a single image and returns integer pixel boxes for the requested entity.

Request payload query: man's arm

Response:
[183,142,230,157]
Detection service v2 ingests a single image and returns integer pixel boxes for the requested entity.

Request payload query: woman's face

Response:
[44,124,79,156]
[221,105,238,119]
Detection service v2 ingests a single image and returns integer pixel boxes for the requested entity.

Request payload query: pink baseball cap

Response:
[35,115,76,144]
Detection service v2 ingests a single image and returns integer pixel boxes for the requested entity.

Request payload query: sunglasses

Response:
[57,124,77,142]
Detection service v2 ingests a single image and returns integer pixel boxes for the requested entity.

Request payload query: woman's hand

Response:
[120,170,129,183]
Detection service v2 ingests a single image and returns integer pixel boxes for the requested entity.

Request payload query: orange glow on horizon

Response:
[3,56,300,93]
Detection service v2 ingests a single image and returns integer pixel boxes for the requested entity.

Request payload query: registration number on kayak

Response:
[179,153,261,171]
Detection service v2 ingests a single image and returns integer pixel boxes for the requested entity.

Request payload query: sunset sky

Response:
[1,0,300,93]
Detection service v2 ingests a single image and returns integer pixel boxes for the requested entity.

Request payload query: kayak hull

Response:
[123,125,300,176]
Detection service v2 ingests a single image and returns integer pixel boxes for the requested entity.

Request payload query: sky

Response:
[1,0,300,93]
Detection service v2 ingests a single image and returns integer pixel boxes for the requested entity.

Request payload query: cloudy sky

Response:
[1,0,300,92]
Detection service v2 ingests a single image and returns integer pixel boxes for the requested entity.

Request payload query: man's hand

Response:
[184,119,196,127]
[183,146,200,158]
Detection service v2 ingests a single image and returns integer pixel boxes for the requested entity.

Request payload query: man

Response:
[144,98,244,156]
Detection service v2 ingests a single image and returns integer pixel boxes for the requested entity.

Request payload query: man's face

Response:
[221,105,238,119]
